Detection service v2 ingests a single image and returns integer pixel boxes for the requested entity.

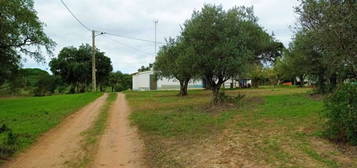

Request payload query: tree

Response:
[294,0,357,91]
[138,64,153,72]
[0,0,55,84]
[33,74,61,96]
[281,30,338,93]
[181,5,280,103]
[49,44,112,93]
[154,37,197,96]
[108,71,132,92]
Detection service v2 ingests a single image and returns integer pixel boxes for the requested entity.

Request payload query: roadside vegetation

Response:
[126,88,357,168]
[0,92,102,161]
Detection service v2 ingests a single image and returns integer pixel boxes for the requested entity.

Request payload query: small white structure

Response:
[132,71,155,91]
[132,70,204,91]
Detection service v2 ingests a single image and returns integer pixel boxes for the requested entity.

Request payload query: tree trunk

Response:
[178,79,189,96]
[299,75,304,87]
[211,83,223,105]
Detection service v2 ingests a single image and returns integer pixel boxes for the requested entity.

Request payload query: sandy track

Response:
[92,93,145,168]
[2,93,108,168]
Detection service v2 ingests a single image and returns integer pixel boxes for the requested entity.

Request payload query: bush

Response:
[323,83,357,145]
[0,124,18,159]
[215,92,245,105]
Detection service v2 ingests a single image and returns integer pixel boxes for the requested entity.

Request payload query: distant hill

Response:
[21,68,49,87]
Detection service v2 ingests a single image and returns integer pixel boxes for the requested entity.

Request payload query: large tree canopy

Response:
[296,0,357,80]
[276,0,357,93]
[49,44,112,93]
[154,37,197,96]
[181,5,281,103]
[0,0,55,84]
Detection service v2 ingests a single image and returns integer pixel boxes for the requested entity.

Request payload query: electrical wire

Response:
[59,0,164,44]
[103,32,164,44]
[104,35,155,56]
[60,0,91,31]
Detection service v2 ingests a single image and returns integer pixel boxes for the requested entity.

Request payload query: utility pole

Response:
[92,30,96,92]
[91,31,104,92]
[154,19,158,55]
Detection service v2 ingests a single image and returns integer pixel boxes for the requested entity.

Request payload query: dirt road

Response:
[92,93,145,168]
[3,93,108,168]
[3,93,145,168]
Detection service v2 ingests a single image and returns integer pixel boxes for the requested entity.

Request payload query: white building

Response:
[132,70,203,91]
[132,70,252,91]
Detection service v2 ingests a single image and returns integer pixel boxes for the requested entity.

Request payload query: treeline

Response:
[0,44,132,96]
[0,1,131,96]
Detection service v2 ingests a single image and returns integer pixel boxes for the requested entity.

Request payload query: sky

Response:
[24,0,300,74]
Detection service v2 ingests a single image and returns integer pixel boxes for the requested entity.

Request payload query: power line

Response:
[60,0,163,44]
[104,35,155,56]
[60,0,91,31]
[103,32,164,44]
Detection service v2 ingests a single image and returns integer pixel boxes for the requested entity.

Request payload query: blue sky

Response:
[24,0,300,73]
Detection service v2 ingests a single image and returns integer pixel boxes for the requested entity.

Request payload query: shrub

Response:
[0,124,18,159]
[215,92,245,105]
[323,83,357,145]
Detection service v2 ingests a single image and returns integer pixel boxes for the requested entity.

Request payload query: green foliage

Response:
[154,37,197,96]
[0,0,55,84]
[283,0,357,93]
[247,64,279,87]
[0,92,102,160]
[49,44,113,93]
[0,124,17,159]
[108,71,132,92]
[181,4,283,103]
[296,0,357,76]
[138,64,153,72]
[33,74,62,96]
[323,83,357,145]
[21,68,49,87]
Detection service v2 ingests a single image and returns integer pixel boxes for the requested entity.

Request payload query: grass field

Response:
[126,88,357,168]
[0,92,102,160]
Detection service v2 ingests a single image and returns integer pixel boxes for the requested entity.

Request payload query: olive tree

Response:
[154,37,197,96]
[181,5,281,103]
[296,0,357,83]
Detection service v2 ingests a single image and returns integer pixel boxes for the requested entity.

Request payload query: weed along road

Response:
[93,93,145,168]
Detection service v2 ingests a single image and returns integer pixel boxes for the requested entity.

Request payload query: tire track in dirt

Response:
[92,93,145,168]
[2,93,108,168]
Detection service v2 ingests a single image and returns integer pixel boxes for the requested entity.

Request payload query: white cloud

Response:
[25,0,300,73]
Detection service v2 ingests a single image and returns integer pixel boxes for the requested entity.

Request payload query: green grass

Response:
[0,92,102,160]
[126,88,356,168]
[127,90,234,137]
